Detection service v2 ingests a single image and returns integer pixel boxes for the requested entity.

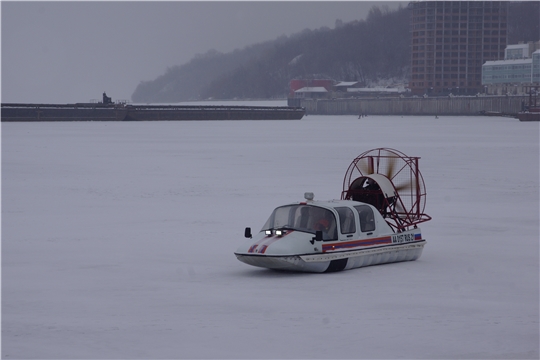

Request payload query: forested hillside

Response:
[132,2,540,103]
[201,6,410,100]
[130,43,280,103]
[131,5,408,102]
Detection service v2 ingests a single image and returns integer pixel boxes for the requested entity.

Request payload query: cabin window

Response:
[335,207,356,234]
[262,205,337,241]
[354,205,376,232]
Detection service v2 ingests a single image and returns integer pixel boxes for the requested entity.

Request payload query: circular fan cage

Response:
[341,148,431,232]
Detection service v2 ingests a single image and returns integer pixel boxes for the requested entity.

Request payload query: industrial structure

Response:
[482,42,540,95]
[408,1,508,96]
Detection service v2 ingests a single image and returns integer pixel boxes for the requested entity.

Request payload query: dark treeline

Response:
[201,5,410,101]
[132,2,540,103]
[131,44,277,103]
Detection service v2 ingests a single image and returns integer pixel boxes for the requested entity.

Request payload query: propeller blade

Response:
[385,157,397,179]
[357,158,373,175]
[395,180,413,192]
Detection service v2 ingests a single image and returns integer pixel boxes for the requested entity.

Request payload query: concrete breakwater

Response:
[1,103,306,122]
[293,96,528,116]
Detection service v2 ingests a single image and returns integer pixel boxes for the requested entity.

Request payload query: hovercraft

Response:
[235,148,431,272]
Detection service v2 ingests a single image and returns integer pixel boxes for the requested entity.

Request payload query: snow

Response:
[348,87,403,93]
[2,111,539,359]
[335,81,359,87]
[295,87,329,93]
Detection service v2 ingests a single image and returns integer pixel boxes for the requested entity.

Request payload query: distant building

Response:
[294,87,329,99]
[289,79,335,98]
[482,42,540,95]
[533,50,540,83]
[288,78,407,102]
[346,87,407,98]
[333,81,363,92]
[408,1,508,96]
[505,43,531,59]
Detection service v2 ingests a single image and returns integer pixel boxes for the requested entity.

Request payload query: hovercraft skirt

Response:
[235,241,425,273]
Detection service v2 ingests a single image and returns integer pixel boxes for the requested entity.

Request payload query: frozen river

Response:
[2,113,538,359]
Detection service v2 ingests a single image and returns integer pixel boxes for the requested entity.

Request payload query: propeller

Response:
[382,155,414,193]
[356,157,373,175]
[342,148,428,232]
[385,156,396,179]
[395,178,414,192]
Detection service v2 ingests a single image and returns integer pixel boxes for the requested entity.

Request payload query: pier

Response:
[291,95,528,117]
[1,103,306,122]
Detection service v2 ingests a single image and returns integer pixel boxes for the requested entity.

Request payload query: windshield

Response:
[261,204,337,240]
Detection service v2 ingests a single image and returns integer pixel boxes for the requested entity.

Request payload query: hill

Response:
[132,2,539,103]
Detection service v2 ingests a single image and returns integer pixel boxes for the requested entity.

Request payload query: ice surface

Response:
[2,108,539,359]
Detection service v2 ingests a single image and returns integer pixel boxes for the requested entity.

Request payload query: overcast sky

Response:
[2,1,404,104]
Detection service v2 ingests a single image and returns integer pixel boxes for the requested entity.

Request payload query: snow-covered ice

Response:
[2,111,539,359]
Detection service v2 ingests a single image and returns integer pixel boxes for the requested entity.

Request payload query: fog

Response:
[1,1,404,104]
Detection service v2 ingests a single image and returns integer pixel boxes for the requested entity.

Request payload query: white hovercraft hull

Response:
[235,240,425,273]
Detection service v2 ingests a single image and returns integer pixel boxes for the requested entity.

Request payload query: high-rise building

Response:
[409,1,508,96]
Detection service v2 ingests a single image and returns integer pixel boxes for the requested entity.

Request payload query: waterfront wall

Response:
[1,104,306,122]
[297,96,528,116]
